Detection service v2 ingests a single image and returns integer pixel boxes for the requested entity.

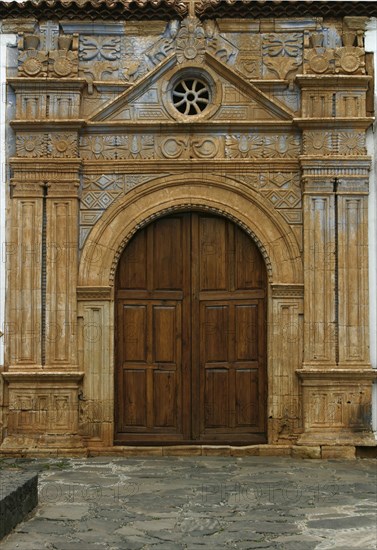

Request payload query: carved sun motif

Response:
[16,134,46,157]
[50,134,77,158]
[338,132,366,155]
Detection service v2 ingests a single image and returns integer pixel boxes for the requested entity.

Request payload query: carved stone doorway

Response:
[114,212,267,445]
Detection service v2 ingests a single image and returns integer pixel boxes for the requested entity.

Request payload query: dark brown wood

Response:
[115,212,267,444]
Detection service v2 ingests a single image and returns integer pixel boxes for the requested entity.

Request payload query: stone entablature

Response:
[1,10,376,454]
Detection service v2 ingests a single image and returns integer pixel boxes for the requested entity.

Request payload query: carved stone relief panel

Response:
[79,35,121,81]
[16,132,78,158]
[79,131,301,161]
[18,30,79,78]
[225,133,301,159]
[303,28,366,75]
[262,33,303,80]
[303,129,367,156]
[80,134,155,160]
[79,173,169,248]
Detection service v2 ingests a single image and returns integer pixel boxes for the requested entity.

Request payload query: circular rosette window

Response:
[172,78,210,116]
[162,68,220,121]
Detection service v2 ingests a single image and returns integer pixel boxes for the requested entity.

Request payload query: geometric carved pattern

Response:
[261,189,301,209]
[79,173,168,248]
[81,190,122,210]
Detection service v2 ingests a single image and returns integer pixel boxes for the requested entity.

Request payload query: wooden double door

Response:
[115,212,267,444]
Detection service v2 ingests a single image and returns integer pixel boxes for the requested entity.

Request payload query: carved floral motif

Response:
[16,133,47,157]
[304,131,333,155]
[49,134,78,158]
[304,48,334,74]
[335,46,365,74]
[16,133,78,158]
[225,134,301,159]
[18,50,48,77]
[80,135,155,160]
[49,50,78,78]
[176,16,206,63]
[80,136,117,160]
[262,33,303,80]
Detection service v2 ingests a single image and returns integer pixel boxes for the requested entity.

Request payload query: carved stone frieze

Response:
[303,130,367,156]
[80,132,302,161]
[225,134,301,159]
[80,135,155,159]
[16,132,78,158]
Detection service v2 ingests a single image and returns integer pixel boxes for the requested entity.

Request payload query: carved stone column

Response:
[299,159,376,445]
[45,161,80,371]
[269,285,304,444]
[7,169,44,370]
[1,30,85,450]
[77,287,114,447]
[296,65,377,445]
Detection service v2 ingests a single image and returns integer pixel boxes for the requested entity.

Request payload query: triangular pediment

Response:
[89,52,293,124]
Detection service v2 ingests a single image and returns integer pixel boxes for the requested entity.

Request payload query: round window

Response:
[172,77,210,116]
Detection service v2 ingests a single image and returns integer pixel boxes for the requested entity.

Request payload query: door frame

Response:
[77,175,304,448]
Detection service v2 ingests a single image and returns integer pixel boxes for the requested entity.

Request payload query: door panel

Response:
[115,212,267,444]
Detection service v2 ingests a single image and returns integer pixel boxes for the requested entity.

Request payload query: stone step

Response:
[0,471,38,540]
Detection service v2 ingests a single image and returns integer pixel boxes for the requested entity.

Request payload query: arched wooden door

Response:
[115,212,267,444]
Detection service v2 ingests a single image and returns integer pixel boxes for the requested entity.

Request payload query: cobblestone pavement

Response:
[0,456,376,549]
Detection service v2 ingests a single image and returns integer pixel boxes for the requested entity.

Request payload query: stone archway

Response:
[77,175,303,447]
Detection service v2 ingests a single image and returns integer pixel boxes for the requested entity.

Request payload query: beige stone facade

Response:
[0,0,376,456]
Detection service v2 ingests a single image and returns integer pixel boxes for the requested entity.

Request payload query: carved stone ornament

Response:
[80,135,155,160]
[304,48,335,74]
[304,131,334,155]
[334,46,365,74]
[262,33,303,80]
[49,50,78,78]
[18,50,48,77]
[49,133,78,158]
[175,16,206,64]
[79,35,121,81]
[16,133,47,157]
[16,133,78,158]
[225,134,301,159]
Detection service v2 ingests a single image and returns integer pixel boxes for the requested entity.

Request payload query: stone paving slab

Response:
[0,457,376,549]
